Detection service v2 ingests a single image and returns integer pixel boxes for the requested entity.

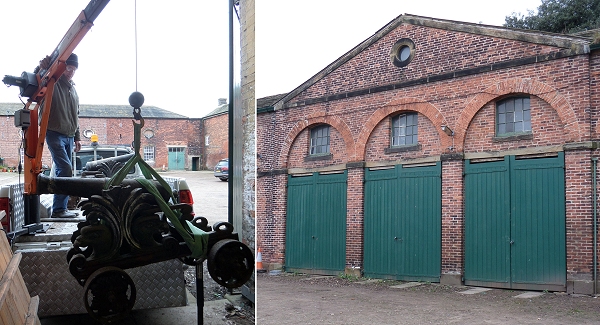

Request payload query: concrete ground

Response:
[39,291,245,325]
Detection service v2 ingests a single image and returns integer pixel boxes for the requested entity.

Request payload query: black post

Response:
[23,194,39,225]
[228,0,234,226]
[196,260,204,325]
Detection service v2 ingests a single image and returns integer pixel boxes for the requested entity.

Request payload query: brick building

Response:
[257,14,600,294]
[0,103,203,171]
[202,98,229,170]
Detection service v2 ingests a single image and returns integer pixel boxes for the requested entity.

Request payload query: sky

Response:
[0,1,544,118]
[256,0,543,100]
[0,0,230,118]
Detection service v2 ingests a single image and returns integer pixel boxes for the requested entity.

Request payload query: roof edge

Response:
[402,14,590,50]
[273,14,591,111]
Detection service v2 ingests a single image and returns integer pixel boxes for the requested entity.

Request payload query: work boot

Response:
[51,210,77,218]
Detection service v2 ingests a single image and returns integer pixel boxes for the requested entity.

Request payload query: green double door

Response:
[285,171,347,275]
[363,163,441,282]
[464,153,566,291]
[168,147,185,170]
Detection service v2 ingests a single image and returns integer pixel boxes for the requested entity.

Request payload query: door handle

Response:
[510,240,514,245]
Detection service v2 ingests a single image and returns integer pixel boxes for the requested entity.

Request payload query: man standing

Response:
[39,53,82,218]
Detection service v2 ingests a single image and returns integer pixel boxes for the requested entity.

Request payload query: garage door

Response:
[168,147,185,170]
[464,153,566,291]
[363,163,441,282]
[285,171,347,275]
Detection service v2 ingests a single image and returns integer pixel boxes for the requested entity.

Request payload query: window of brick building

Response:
[391,112,418,146]
[310,125,330,155]
[390,38,416,67]
[496,97,531,136]
[143,146,155,162]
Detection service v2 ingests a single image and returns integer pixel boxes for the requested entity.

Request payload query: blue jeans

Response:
[46,130,74,213]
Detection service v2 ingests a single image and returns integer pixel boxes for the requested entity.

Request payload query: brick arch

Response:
[356,97,449,161]
[455,78,582,150]
[278,113,356,168]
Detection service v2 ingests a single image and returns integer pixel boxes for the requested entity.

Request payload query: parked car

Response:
[77,145,139,177]
[47,145,139,177]
[214,158,228,181]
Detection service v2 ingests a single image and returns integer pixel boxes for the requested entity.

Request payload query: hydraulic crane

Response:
[2,0,109,196]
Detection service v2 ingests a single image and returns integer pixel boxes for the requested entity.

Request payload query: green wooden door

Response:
[510,155,566,289]
[364,163,441,282]
[168,147,185,170]
[464,153,565,291]
[285,171,347,275]
[464,158,511,287]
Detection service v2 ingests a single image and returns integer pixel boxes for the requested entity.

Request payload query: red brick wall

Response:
[257,20,597,290]
[346,167,364,269]
[204,113,229,169]
[564,151,594,278]
[294,25,559,101]
[0,116,203,171]
[441,159,464,274]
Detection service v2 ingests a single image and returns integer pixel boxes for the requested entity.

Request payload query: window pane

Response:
[498,124,505,134]
[524,109,530,123]
[524,120,531,131]
[400,46,410,61]
[506,100,514,113]
[506,122,514,133]
[515,121,523,132]
[515,98,522,114]
[498,113,505,124]
[515,109,523,121]
[497,102,505,114]
[506,111,514,123]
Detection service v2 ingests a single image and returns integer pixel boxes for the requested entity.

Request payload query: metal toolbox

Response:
[13,221,187,317]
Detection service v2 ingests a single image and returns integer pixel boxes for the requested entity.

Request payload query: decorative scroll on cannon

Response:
[37,169,254,323]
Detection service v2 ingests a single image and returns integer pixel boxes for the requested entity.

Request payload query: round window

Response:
[82,129,95,139]
[143,129,155,139]
[390,38,416,67]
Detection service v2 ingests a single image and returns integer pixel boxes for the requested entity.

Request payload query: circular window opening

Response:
[390,38,416,68]
[143,129,155,139]
[82,129,95,139]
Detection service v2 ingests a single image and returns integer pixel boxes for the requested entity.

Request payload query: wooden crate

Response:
[0,222,41,325]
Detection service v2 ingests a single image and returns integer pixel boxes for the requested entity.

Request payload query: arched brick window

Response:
[310,125,330,155]
[391,112,418,146]
[496,97,531,136]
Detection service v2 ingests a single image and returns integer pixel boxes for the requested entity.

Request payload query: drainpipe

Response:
[593,157,598,296]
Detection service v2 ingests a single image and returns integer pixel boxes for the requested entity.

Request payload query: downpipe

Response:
[593,157,598,296]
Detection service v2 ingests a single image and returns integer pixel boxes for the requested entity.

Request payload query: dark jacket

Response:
[39,75,80,141]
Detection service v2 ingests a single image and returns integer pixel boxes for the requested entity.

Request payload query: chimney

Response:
[218,98,227,106]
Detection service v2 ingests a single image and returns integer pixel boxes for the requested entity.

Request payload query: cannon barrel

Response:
[36,173,170,200]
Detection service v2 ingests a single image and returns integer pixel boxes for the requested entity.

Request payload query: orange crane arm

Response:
[3,0,110,194]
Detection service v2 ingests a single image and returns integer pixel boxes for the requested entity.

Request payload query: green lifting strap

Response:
[105,117,209,259]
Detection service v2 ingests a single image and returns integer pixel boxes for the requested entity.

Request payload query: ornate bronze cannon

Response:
[36,158,254,323]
